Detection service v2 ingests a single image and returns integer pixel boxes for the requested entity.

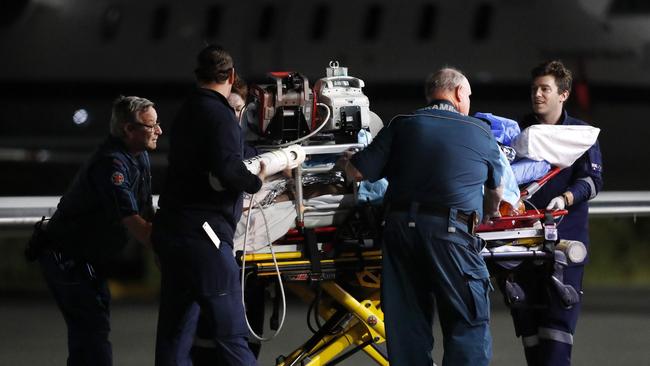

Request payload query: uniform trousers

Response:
[39,250,112,366]
[505,263,584,366]
[152,209,257,366]
[381,210,492,366]
[192,275,266,364]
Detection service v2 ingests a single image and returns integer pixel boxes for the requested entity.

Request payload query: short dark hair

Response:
[194,44,234,83]
[531,60,572,94]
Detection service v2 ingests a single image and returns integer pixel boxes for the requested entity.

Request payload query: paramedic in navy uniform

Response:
[35,96,161,366]
[152,45,265,366]
[507,60,603,366]
[344,68,504,366]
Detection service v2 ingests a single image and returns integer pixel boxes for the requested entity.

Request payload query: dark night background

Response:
[1,81,648,195]
[1,3,649,366]
[1,0,649,196]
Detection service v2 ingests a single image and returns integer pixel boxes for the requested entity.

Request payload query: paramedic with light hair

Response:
[503,60,603,366]
[344,67,504,366]
[27,95,161,366]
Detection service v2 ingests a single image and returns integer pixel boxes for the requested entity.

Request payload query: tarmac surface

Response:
[1,288,648,365]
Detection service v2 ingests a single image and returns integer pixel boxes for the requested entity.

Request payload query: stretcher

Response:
[240,209,574,366]
[237,146,582,365]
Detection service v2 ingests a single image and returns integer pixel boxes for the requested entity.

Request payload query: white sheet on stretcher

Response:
[512,124,600,168]
[234,194,355,252]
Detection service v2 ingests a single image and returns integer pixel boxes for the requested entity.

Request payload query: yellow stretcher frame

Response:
[242,234,551,365]
[244,250,388,366]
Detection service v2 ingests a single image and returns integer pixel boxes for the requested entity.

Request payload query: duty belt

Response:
[389,202,468,223]
[388,202,478,234]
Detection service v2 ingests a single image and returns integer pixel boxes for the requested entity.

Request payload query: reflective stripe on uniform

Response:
[578,176,597,199]
[522,335,539,348]
[538,327,574,345]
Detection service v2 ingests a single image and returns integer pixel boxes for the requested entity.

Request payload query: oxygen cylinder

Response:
[208,145,305,191]
[556,240,588,264]
[243,144,306,176]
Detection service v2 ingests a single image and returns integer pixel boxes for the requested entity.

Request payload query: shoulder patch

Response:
[111,172,125,186]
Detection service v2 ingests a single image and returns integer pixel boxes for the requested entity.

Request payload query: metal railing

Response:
[1,191,649,227]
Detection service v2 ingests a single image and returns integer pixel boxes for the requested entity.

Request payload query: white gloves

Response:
[546,195,566,211]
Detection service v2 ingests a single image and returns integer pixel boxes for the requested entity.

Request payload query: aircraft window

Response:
[310,3,330,41]
[472,2,493,41]
[101,5,122,42]
[257,4,276,41]
[417,4,437,40]
[609,0,650,14]
[362,4,383,40]
[151,5,170,41]
[205,5,223,39]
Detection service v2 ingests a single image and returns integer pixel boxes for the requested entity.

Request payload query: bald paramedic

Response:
[344,68,504,366]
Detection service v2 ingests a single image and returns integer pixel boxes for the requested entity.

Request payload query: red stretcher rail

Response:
[476,209,568,232]
[520,166,563,199]
[282,167,568,240]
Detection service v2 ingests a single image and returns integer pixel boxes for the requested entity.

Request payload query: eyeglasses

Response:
[131,121,161,131]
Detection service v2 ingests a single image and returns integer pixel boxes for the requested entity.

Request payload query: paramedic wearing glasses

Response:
[344,68,504,366]
[152,45,265,366]
[26,96,161,366]
[505,60,603,366]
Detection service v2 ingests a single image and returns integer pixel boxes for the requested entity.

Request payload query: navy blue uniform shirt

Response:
[46,136,153,263]
[158,87,261,240]
[521,110,603,247]
[351,100,504,219]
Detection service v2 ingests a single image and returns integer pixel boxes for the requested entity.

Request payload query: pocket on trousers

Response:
[447,240,491,325]
[202,290,249,338]
[464,267,491,325]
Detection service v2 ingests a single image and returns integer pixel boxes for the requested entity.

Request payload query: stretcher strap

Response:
[303,228,322,281]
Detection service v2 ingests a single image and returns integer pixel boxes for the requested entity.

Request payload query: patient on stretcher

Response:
[235,129,387,253]
[234,115,600,254]
[234,169,385,253]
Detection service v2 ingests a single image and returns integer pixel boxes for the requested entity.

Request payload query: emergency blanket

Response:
[465,113,558,202]
[358,179,388,205]
[357,129,389,204]
[474,112,521,146]
[510,158,551,184]
[498,150,521,206]
[512,124,600,168]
